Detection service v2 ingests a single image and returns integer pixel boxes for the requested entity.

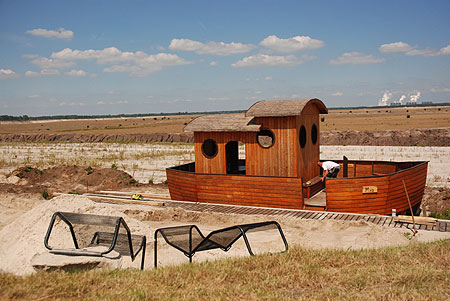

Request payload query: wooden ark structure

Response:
[166,99,428,215]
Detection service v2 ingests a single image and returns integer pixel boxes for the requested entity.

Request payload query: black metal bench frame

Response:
[44,212,146,270]
[154,221,288,268]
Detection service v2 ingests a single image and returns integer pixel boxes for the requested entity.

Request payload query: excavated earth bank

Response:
[1,128,449,146]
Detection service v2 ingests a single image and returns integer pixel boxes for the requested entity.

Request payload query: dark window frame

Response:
[299,125,307,148]
[201,139,218,158]
[256,128,275,149]
[311,123,318,145]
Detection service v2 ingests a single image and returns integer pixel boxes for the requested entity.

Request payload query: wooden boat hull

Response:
[166,161,428,215]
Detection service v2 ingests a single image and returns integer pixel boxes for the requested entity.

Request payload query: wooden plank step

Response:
[393,215,437,226]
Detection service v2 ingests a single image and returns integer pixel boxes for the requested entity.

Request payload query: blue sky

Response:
[1,0,449,116]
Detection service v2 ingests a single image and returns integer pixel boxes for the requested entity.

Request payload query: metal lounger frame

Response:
[44,211,146,270]
[154,221,288,268]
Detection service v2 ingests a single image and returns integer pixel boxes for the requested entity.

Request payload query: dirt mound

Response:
[422,186,450,216]
[7,165,142,198]
[321,128,450,146]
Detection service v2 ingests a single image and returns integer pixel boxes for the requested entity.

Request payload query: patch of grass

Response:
[111,163,118,169]
[429,209,450,220]
[85,166,93,175]
[41,189,49,199]
[0,240,449,300]
[128,178,138,185]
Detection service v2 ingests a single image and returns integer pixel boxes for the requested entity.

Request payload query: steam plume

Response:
[378,92,392,106]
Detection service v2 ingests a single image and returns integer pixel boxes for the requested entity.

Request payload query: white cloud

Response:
[111,100,129,105]
[46,47,192,77]
[58,102,87,107]
[431,87,450,93]
[28,94,41,99]
[22,54,39,59]
[209,61,218,66]
[332,92,344,96]
[25,69,60,77]
[379,42,414,53]
[26,28,73,40]
[329,52,385,65]
[259,35,325,53]
[265,76,272,81]
[232,54,315,67]
[167,98,192,104]
[0,69,19,80]
[207,97,229,101]
[379,41,450,57]
[96,101,106,105]
[65,69,87,77]
[439,45,450,55]
[31,56,76,69]
[169,38,255,55]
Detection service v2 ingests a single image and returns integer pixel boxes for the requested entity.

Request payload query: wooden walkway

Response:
[163,199,450,233]
[85,193,450,233]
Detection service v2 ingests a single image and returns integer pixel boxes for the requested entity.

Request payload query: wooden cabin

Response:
[167,98,427,215]
[186,98,327,180]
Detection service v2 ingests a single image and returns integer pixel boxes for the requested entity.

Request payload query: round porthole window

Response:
[299,125,307,148]
[257,129,275,148]
[202,139,218,158]
[311,124,318,145]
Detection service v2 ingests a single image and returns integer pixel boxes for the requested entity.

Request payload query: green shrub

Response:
[41,190,49,199]
[85,166,93,175]
[128,178,138,185]
[111,163,117,169]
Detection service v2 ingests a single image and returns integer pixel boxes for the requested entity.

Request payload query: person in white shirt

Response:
[317,161,340,182]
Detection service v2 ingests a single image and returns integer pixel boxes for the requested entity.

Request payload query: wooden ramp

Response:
[303,190,326,211]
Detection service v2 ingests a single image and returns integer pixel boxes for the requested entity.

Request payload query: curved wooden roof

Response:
[246,98,328,117]
[184,114,261,132]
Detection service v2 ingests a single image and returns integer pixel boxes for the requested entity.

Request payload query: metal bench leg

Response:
[154,230,159,268]
[140,236,146,270]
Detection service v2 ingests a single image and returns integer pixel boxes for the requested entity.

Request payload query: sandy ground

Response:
[0,143,449,276]
[1,195,449,276]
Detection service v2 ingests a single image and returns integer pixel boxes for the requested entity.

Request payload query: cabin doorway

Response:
[226,141,245,174]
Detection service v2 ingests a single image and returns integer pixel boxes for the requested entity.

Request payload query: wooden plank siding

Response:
[250,116,297,177]
[167,168,303,209]
[296,106,321,182]
[194,132,254,174]
[326,162,428,215]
